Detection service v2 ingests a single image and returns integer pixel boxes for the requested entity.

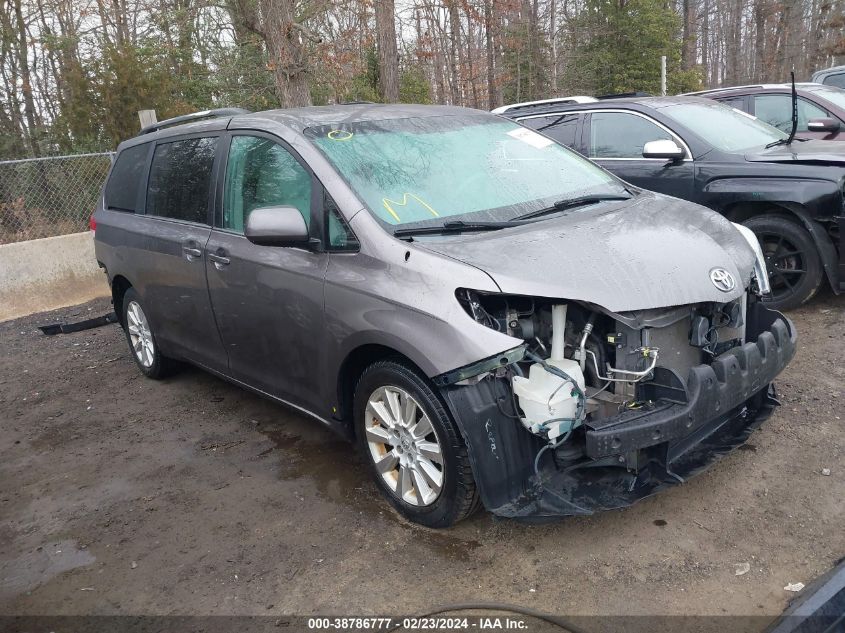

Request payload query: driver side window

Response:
[589,112,672,158]
[223,135,312,233]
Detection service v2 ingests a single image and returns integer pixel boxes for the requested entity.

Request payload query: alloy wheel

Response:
[126,300,154,368]
[759,231,806,302]
[364,385,444,507]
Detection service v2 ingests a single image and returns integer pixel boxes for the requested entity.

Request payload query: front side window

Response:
[304,114,623,229]
[753,95,828,132]
[588,112,673,158]
[661,101,787,152]
[223,135,312,233]
[520,114,580,149]
[326,198,359,251]
[146,137,217,223]
[105,143,149,212]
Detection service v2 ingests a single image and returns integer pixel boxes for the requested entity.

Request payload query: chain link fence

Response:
[0,152,114,245]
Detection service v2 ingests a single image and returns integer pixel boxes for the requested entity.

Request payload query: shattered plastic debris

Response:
[735,562,751,576]
[784,582,805,592]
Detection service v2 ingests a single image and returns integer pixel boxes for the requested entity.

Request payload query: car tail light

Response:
[89,213,96,232]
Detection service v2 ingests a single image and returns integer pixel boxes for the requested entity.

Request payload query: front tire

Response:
[353,361,479,528]
[743,214,824,311]
[121,288,176,379]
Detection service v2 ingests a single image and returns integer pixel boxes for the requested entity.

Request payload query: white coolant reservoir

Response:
[512,304,586,441]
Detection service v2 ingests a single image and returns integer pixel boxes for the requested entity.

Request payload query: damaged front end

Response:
[435,290,797,520]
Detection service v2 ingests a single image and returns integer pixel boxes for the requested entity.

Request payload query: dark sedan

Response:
[690,83,845,141]
[499,95,845,310]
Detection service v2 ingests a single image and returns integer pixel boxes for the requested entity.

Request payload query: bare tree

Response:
[375,0,399,102]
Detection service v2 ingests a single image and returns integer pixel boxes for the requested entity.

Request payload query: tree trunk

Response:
[13,0,39,156]
[446,0,463,105]
[259,0,313,108]
[375,0,400,102]
[681,0,694,70]
[753,0,766,81]
[702,0,710,82]
[484,0,502,108]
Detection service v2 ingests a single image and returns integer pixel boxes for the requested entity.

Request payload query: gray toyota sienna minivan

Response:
[94,104,796,527]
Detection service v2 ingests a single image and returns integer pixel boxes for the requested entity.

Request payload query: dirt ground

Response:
[1,291,843,628]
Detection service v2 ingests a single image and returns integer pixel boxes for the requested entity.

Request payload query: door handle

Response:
[182,245,203,259]
[208,253,230,267]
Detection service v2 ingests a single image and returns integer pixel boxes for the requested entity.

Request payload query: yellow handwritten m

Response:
[382,193,440,222]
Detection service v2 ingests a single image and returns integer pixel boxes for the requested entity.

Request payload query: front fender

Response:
[701,176,840,216]
[701,177,841,292]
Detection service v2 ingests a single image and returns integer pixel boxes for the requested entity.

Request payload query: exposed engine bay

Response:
[458,288,748,442]
[446,288,795,519]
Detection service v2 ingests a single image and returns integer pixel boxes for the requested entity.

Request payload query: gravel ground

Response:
[0,291,842,628]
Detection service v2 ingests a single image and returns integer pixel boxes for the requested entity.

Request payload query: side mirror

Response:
[642,139,686,160]
[245,206,310,247]
[807,117,840,133]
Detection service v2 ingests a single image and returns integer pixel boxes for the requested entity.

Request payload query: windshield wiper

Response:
[393,220,521,238]
[514,193,632,221]
[765,136,811,149]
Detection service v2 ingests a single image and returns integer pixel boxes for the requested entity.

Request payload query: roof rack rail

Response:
[492,96,598,114]
[596,91,652,100]
[338,100,376,105]
[139,108,251,135]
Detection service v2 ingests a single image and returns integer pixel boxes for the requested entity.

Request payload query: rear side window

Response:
[520,114,579,149]
[104,143,149,212]
[147,137,218,223]
[717,96,746,111]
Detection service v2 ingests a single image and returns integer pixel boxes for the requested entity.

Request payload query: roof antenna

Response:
[786,69,798,145]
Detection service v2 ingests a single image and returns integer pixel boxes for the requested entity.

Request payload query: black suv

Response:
[498,95,845,310]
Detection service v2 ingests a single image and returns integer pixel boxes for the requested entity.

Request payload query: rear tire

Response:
[121,288,176,379]
[353,360,479,528]
[743,214,824,311]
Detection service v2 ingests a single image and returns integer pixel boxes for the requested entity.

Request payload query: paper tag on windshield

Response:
[507,127,554,149]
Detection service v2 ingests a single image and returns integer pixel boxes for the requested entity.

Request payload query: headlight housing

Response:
[732,222,771,296]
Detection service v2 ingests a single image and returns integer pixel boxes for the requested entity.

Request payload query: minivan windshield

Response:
[305,114,626,231]
[660,101,788,152]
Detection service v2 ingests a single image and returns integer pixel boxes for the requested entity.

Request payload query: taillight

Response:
[89,213,97,232]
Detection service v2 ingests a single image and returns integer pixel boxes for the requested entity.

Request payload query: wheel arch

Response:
[111,274,133,326]
[723,201,840,292]
[336,343,431,435]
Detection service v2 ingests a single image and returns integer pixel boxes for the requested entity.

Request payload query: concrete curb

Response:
[0,232,109,322]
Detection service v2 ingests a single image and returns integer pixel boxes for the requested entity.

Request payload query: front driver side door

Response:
[585,110,694,199]
[205,132,328,413]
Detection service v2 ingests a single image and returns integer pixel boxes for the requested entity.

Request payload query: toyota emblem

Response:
[710,268,736,292]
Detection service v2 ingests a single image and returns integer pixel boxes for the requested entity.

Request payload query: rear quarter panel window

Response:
[146,137,217,223]
[104,143,149,212]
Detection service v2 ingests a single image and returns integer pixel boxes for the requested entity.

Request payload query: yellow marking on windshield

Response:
[382,193,440,222]
[327,130,354,141]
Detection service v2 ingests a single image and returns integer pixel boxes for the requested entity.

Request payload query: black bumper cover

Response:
[442,302,797,521]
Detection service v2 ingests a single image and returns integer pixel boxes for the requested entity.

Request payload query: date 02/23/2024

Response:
[306,617,530,630]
